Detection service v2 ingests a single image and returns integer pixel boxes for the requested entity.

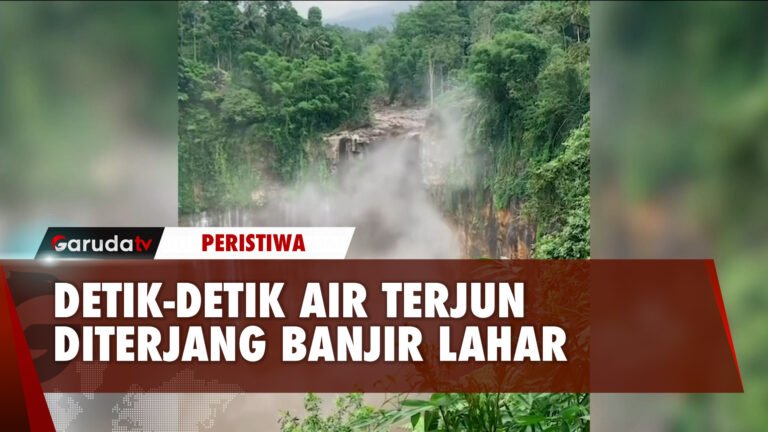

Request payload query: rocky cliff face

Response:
[429,186,535,259]
[325,106,536,259]
[322,107,429,172]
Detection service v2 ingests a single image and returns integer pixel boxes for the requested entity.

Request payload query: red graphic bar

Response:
[0,265,55,431]
[0,259,742,394]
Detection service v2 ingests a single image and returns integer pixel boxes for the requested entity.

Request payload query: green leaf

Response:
[516,415,547,425]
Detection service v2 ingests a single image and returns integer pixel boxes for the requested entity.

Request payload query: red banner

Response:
[0,259,741,395]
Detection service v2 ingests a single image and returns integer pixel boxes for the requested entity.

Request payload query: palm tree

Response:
[240,1,265,38]
[303,28,331,57]
[282,27,305,57]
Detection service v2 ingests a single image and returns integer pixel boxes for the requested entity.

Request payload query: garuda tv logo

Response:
[51,234,153,253]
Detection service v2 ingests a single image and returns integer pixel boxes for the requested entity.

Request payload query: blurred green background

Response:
[592,2,768,431]
[0,2,177,430]
[0,1,177,258]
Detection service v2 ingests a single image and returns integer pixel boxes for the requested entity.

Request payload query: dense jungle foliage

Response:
[178,0,380,212]
[177,0,589,258]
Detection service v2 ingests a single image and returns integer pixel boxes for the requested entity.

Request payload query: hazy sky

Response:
[292,1,403,20]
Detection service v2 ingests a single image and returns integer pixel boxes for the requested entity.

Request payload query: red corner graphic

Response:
[0,266,55,432]
[706,259,744,391]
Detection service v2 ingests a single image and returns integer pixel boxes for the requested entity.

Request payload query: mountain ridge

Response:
[326,1,418,30]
